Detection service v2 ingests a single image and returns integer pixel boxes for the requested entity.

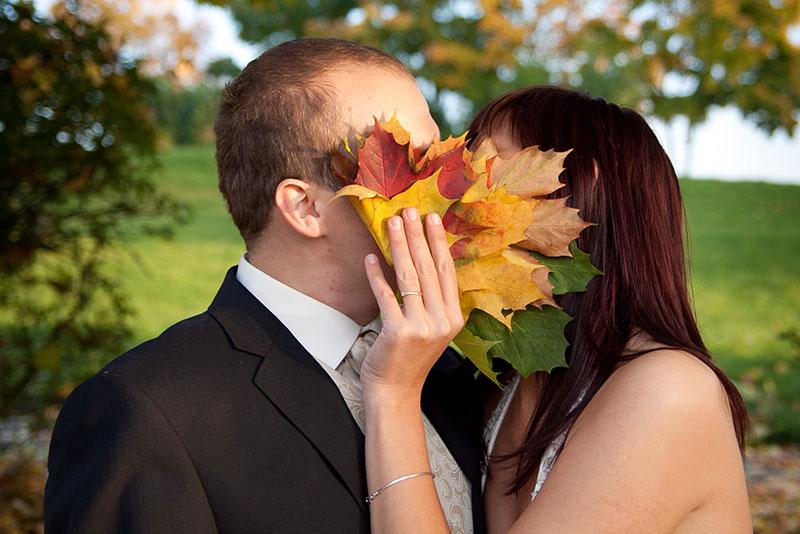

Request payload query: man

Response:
[45,38,486,533]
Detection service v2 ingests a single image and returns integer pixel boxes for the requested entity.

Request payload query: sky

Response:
[649,111,800,184]
[36,0,800,185]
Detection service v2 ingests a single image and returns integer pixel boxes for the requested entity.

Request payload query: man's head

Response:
[215,39,438,323]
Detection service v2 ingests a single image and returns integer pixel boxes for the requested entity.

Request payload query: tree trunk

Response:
[684,121,696,178]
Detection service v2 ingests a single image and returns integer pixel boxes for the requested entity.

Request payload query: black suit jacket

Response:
[45,267,487,533]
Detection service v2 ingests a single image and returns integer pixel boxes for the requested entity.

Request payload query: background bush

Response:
[0,0,188,417]
[150,56,240,147]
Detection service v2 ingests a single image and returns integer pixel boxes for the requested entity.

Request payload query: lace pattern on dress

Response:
[483,374,583,502]
[482,375,520,491]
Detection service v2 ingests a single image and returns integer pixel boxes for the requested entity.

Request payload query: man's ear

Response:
[273,178,326,238]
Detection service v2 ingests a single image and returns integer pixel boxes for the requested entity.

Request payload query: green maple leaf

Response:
[452,329,502,385]
[467,305,572,378]
[530,242,602,295]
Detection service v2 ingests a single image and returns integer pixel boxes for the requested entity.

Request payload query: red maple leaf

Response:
[443,205,491,237]
[422,145,472,199]
[355,119,419,197]
[449,237,471,260]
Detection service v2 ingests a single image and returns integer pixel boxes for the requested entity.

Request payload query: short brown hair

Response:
[215,38,410,245]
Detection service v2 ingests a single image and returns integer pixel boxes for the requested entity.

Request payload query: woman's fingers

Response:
[364,253,404,325]
[387,214,425,319]
[401,208,447,321]
[424,213,463,331]
[360,210,462,395]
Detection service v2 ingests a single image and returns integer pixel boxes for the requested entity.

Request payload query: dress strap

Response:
[481,375,521,490]
[530,388,589,501]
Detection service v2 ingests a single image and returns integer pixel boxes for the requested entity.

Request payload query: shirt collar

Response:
[236,255,370,369]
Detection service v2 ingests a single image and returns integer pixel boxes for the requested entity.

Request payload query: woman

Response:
[358,86,752,533]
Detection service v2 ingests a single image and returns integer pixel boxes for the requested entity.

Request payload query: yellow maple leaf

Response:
[457,248,552,328]
[462,138,496,192]
[336,169,453,264]
[331,184,383,201]
[416,132,468,170]
[472,137,498,162]
[457,139,495,202]
[381,113,411,146]
[518,197,594,257]
[457,188,534,228]
[461,176,491,204]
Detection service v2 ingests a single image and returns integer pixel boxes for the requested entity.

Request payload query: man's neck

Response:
[246,249,377,326]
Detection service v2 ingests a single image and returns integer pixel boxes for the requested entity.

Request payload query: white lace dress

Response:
[482,375,572,502]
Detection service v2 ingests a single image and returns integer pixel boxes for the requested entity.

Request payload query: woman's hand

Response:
[360,207,464,398]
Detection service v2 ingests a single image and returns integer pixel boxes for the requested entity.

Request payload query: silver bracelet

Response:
[365,471,435,504]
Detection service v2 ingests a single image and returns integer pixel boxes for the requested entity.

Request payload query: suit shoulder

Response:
[103,312,225,372]
[90,310,254,401]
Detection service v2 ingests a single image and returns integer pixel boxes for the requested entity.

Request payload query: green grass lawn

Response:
[118,145,800,377]
[681,179,800,375]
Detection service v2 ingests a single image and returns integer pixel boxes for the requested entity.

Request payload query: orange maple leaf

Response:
[447,190,536,260]
[457,248,554,328]
[491,145,570,197]
[518,197,593,257]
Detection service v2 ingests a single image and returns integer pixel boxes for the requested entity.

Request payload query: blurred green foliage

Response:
[205,56,241,80]
[0,0,188,416]
[739,329,800,443]
[203,0,542,132]
[561,0,800,133]
[203,0,800,136]
[150,58,239,146]
[152,80,220,145]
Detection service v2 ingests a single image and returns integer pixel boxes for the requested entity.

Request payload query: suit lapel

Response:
[208,268,368,515]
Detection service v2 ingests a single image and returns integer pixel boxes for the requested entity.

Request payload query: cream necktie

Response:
[321,320,473,534]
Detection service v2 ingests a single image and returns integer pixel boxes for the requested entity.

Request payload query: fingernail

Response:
[405,207,418,221]
[429,213,441,226]
[366,253,378,265]
[389,216,402,230]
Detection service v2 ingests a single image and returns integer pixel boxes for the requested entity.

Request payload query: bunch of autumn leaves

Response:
[332,117,599,382]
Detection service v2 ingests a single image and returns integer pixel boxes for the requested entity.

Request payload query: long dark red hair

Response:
[468,86,748,494]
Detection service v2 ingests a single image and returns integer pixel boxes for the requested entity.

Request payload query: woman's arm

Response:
[363,388,447,534]
[360,207,464,534]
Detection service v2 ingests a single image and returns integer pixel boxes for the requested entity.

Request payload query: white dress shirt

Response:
[236,255,371,369]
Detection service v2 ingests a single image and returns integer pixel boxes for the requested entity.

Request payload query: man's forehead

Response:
[323,65,440,147]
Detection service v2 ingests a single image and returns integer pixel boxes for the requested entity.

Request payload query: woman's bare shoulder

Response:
[601,348,732,422]
[572,348,742,497]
